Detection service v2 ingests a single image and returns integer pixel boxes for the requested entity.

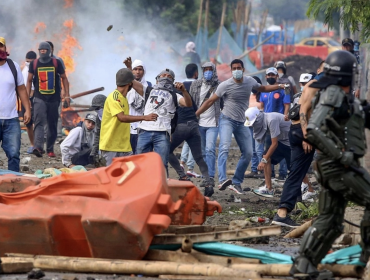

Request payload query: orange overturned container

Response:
[0,153,181,260]
[167,179,222,225]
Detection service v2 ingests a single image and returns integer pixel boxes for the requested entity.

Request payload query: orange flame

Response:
[57,19,82,76]
[34,22,46,34]
[64,0,73,8]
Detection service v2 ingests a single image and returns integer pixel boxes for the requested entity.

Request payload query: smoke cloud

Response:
[0,0,186,103]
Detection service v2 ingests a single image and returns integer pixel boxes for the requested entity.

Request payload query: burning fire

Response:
[34,22,46,34]
[64,0,73,8]
[57,19,82,76]
[61,107,82,133]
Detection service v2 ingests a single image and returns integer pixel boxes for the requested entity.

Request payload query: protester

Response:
[46,41,66,69]
[61,114,96,167]
[0,37,31,172]
[246,76,264,179]
[99,68,157,166]
[245,107,291,197]
[27,42,69,158]
[180,63,200,178]
[21,50,37,154]
[88,94,107,167]
[260,67,291,181]
[189,62,220,180]
[196,59,290,194]
[183,41,201,67]
[126,59,152,154]
[129,64,193,172]
[167,64,215,197]
[274,61,296,100]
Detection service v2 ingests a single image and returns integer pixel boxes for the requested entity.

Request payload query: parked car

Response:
[295,37,341,60]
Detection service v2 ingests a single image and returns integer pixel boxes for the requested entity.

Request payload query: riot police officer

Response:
[290,50,370,278]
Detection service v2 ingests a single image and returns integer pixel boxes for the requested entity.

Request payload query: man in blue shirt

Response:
[260,67,290,181]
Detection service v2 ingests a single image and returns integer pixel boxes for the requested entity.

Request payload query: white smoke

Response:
[0,0,186,104]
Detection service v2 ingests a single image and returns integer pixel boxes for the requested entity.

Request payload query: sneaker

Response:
[32,148,43,158]
[48,152,56,157]
[276,175,286,182]
[302,190,316,202]
[301,182,309,193]
[27,146,34,154]
[252,185,274,198]
[186,170,201,178]
[218,179,232,190]
[204,186,214,197]
[200,177,215,188]
[179,176,191,181]
[271,213,299,228]
[228,184,244,195]
[244,171,259,178]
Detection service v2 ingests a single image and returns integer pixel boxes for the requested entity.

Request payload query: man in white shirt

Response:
[21,51,37,153]
[0,37,31,172]
[61,114,96,167]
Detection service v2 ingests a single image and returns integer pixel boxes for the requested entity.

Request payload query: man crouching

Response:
[61,114,96,168]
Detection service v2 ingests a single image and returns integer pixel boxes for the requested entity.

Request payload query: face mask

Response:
[300,86,304,91]
[25,61,30,66]
[278,72,283,78]
[266,78,276,85]
[232,70,243,80]
[204,70,213,80]
[0,50,8,60]
[157,77,174,90]
[96,108,103,120]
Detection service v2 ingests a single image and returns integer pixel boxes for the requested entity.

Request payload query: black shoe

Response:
[271,214,299,228]
[218,179,232,190]
[242,187,251,192]
[200,177,215,188]
[276,175,286,182]
[228,184,244,195]
[32,148,43,158]
[245,171,258,178]
[204,186,214,197]
[179,176,191,181]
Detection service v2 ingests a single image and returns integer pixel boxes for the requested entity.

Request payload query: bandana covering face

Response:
[154,77,174,91]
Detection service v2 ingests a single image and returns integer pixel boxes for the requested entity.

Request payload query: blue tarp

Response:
[0,169,25,176]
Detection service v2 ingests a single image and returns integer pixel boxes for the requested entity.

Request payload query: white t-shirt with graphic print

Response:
[138,87,184,132]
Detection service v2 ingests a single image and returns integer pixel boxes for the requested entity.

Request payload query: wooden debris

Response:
[164,225,229,234]
[152,225,281,245]
[284,219,313,238]
[0,258,33,273]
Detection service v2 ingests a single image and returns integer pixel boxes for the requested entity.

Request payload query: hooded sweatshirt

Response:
[127,59,149,134]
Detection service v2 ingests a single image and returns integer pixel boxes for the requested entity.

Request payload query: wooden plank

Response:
[164,225,229,234]
[152,226,281,245]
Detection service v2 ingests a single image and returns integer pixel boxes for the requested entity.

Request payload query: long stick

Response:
[237,34,274,59]
[204,0,209,30]
[215,2,227,65]
[197,0,204,34]
[70,87,104,99]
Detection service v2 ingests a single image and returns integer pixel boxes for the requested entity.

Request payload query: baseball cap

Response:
[116,68,134,87]
[157,68,175,80]
[342,38,354,46]
[266,67,278,75]
[85,113,97,123]
[299,73,313,83]
[244,107,261,127]
[0,37,6,46]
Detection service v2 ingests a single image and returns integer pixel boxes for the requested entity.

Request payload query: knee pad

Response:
[318,188,346,216]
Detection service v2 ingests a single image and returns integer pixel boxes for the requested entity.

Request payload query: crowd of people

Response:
[0,37,361,223]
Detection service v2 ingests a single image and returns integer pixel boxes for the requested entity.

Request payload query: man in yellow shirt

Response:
[99,68,157,165]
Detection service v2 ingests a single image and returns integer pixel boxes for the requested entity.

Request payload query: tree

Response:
[261,0,310,25]
[307,0,370,42]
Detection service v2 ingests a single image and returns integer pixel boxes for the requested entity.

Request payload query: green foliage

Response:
[296,201,319,221]
[261,0,310,24]
[307,0,370,42]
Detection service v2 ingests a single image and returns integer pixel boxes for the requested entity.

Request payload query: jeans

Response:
[218,114,252,185]
[137,129,170,172]
[250,127,264,173]
[168,121,210,180]
[130,133,138,155]
[101,151,133,166]
[278,159,288,177]
[199,126,219,178]
[0,118,21,172]
[180,142,195,170]
[33,97,60,153]
[279,124,315,212]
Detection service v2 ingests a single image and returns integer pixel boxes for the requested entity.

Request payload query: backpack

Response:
[6,59,20,111]
[33,58,58,72]
[144,86,178,134]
